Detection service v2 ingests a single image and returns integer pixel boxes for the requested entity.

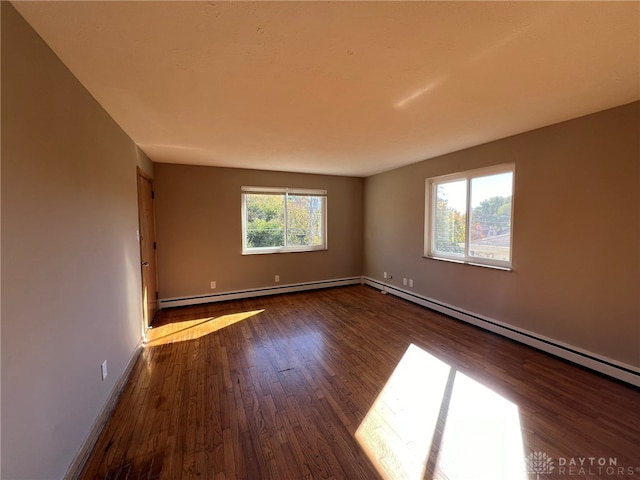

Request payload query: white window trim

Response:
[424,163,514,269]
[242,186,328,255]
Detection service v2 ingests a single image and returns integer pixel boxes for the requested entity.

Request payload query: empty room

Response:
[1,1,639,479]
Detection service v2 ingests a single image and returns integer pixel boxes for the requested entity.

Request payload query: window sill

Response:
[243,247,328,255]
[423,255,512,271]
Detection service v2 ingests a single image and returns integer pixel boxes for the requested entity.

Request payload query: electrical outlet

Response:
[409,279,414,288]
[275,274,280,283]
[101,360,108,381]
[383,272,387,279]
[210,281,216,289]
[403,278,407,286]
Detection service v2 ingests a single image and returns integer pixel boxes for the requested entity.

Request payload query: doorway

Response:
[137,168,158,329]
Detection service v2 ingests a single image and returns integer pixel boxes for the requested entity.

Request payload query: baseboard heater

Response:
[159,277,363,309]
[363,277,640,388]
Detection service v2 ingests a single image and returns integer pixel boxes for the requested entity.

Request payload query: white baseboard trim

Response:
[363,277,640,387]
[64,341,144,480]
[159,277,363,309]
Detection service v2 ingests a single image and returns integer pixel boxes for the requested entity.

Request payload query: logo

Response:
[527,451,555,480]
[525,451,640,478]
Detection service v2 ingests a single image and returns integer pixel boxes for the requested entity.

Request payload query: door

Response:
[137,168,158,328]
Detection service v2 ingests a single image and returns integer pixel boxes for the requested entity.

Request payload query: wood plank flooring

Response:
[79,285,640,479]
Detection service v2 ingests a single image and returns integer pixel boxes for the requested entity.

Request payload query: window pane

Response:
[286,195,323,247]
[245,194,284,248]
[469,172,513,262]
[433,180,467,257]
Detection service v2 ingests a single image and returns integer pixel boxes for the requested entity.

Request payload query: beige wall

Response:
[1,4,144,478]
[154,164,363,299]
[364,102,640,367]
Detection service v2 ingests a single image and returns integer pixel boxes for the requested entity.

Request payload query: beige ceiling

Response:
[13,1,640,177]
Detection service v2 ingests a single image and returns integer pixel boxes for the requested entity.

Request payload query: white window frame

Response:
[424,164,515,269]
[242,186,328,254]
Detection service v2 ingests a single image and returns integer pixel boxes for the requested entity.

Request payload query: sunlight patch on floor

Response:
[355,344,451,479]
[355,343,527,480]
[434,372,526,480]
[145,309,264,347]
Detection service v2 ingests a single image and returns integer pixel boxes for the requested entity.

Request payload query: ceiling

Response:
[13,1,640,177]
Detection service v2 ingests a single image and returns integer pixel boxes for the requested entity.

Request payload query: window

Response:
[425,164,514,269]
[242,186,327,254]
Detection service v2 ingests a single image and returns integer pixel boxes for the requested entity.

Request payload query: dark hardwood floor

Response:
[79,285,640,479]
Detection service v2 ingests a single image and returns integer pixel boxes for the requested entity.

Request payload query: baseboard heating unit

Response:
[159,277,362,309]
[363,277,639,387]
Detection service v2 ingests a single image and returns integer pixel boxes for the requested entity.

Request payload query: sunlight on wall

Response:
[144,309,264,347]
[355,344,526,480]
